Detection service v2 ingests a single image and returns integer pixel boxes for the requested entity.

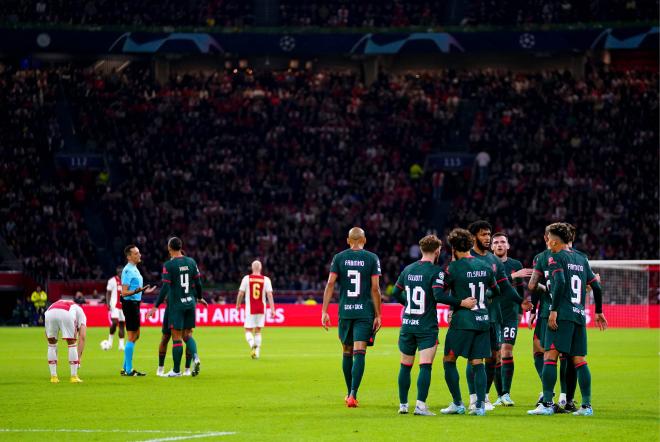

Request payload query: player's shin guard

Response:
[398,363,412,404]
[184,336,198,361]
[559,355,568,394]
[417,364,432,402]
[473,363,487,408]
[342,352,353,395]
[494,362,503,397]
[48,344,58,376]
[566,359,577,403]
[541,360,558,404]
[68,344,79,376]
[123,341,135,373]
[350,350,366,399]
[575,362,591,406]
[185,349,192,369]
[485,359,495,395]
[172,340,183,373]
[245,331,254,348]
[501,357,514,394]
[534,352,544,379]
[466,363,476,395]
[443,361,462,405]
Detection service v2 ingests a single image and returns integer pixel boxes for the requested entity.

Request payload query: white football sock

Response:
[469,394,477,404]
[119,338,125,348]
[108,334,113,345]
[416,400,427,409]
[559,393,567,403]
[245,331,254,348]
[68,344,79,376]
[254,333,262,348]
[48,344,57,376]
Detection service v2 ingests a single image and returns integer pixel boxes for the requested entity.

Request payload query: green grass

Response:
[0,327,658,441]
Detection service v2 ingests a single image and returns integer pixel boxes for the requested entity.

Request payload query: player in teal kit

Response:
[322,227,382,408]
[528,223,607,416]
[465,221,532,410]
[435,228,498,416]
[148,237,207,377]
[391,235,462,416]
[491,232,532,407]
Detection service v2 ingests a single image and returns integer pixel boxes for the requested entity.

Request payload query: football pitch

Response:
[1,326,658,441]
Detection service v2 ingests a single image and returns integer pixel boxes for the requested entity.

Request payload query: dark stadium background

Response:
[0,0,658,324]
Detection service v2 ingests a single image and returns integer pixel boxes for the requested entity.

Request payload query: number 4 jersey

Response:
[392,260,444,334]
[160,256,203,310]
[329,248,381,319]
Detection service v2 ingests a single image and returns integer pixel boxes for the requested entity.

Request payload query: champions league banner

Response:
[0,26,657,55]
[81,304,659,328]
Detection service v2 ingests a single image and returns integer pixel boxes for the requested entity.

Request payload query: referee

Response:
[120,244,155,376]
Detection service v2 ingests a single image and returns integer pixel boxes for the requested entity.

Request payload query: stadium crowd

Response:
[0,0,654,28]
[0,64,657,290]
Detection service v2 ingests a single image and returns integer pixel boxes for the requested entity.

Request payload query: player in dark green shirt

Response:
[528,223,607,417]
[465,220,531,411]
[391,235,471,416]
[148,237,207,377]
[322,227,382,408]
[435,228,499,416]
[491,232,533,407]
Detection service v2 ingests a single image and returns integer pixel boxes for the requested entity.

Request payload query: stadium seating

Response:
[0,65,657,289]
[1,0,653,28]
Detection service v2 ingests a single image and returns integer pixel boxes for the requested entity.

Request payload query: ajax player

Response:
[44,299,87,383]
[236,260,275,359]
[105,265,125,350]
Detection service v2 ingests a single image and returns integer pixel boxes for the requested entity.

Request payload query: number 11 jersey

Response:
[329,249,381,320]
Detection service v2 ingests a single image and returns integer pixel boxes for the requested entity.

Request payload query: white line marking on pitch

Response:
[136,432,236,442]
[0,429,236,437]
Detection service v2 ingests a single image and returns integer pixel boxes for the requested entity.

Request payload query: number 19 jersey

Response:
[329,249,381,319]
[394,261,443,334]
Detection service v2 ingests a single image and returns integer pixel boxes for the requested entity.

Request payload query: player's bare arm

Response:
[236,290,245,310]
[511,268,534,279]
[77,324,87,362]
[370,274,382,332]
[321,272,337,330]
[266,290,275,319]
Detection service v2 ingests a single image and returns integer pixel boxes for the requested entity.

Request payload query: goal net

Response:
[588,260,660,327]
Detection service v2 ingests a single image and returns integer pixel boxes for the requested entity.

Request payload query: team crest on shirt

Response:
[492,264,497,272]
[437,272,445,282]
[548,257,556,265]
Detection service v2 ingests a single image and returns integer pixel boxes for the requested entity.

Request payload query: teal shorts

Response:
[169,308,196,330]
[161,308,170,335]
[444,327,491,360]
[502,320,518,346]
[534,317,548,349]
[489,322,502,351]
[398,331,438,356]
[544,320,587,357]
[338,317,373,346]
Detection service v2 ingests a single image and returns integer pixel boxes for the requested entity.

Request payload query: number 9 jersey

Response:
[329,249,381,319]
[547,249,598,326]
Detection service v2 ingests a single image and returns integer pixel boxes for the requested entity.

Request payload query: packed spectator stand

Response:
[1,64,657,294]
[1,0,655,28]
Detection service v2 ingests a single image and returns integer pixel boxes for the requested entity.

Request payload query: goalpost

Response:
[588,260,660,327]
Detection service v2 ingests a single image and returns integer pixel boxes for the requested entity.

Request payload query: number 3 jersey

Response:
[160,256,203,310]
[547,249,597,325]
[439,257,498,331]
[392,261,444,334]
[329,249,381,320]
[239,274,273,315]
